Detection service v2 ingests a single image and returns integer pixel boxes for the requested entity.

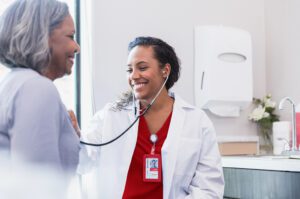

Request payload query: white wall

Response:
[88,0,267,136]
[265,0,300,120]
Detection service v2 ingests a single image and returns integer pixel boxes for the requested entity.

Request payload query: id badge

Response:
[143,154,162,182]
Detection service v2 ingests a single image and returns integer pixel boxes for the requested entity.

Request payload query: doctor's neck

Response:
[140,89,173,112]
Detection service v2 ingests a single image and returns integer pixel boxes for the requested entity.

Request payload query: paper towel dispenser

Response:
[194,25,253,116]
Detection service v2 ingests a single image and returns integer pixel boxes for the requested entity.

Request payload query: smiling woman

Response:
[0,0,80,173]
[79,36,224,198]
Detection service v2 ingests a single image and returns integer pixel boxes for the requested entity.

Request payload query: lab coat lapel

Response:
[109,106,139,197]
[162,96,186,199]
[124,105,139,165]
[97,107,139,198]
[124,102,140,173]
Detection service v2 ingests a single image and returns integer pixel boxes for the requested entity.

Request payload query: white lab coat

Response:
[79,93,224,199]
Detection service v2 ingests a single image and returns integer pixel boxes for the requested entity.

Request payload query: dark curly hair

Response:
[128,36,181,90]
[112,36,181,111]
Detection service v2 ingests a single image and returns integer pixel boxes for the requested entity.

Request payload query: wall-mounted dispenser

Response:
[194,25,253,117]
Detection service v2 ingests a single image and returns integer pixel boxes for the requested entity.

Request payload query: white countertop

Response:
[222,155,300,172]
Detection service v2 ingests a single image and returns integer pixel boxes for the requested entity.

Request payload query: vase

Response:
[257,125,273,154]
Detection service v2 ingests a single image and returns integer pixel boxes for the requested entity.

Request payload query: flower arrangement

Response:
[248,94,279,145]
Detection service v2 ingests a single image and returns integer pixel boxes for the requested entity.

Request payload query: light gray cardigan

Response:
[0,68,79,172]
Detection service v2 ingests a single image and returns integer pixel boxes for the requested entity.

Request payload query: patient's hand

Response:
[68,110,81,137]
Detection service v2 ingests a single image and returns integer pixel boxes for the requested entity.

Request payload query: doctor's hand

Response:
[68,110,81,137]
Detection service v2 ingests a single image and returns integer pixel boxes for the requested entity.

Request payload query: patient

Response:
[0,0,80,173]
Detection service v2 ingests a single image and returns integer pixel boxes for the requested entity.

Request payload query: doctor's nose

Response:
[129,69,140,80]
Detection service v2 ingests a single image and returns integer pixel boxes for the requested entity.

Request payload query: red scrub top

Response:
[122,111,173,199]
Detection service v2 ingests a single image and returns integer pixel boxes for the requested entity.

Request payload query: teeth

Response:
[134,83,146,89]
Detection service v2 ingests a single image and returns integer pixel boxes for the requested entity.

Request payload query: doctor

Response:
[80,36,224,198]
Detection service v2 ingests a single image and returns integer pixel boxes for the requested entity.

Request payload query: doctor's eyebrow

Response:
[127,61,149,67]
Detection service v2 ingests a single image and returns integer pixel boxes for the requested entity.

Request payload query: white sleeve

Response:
[185,120,224,199]
[77,109,106,174]
[81,110,106,143]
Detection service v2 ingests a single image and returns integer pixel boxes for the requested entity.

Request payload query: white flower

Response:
[249,105,265,121]
[263,112,270,118]
[249,94,279,125]
[264,98,276,108]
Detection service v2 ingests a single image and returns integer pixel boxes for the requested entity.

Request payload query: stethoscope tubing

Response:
[79,75,169,147]
[79,104,150,147]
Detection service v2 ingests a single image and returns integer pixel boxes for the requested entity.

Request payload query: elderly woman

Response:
[0,0,80,173]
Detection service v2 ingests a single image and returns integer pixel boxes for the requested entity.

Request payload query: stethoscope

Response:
[79,75,169,147]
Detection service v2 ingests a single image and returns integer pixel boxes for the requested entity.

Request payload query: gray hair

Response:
[0,0,69,72]
[110,90,133,111]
